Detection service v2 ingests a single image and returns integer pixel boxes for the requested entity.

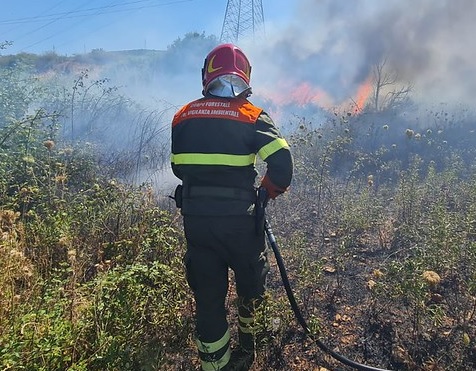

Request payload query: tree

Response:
[0,41,13,51]
[163,32,218,73]
[369,58,413,112]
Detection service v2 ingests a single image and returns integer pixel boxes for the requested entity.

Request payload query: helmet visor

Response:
[206,74,251,98]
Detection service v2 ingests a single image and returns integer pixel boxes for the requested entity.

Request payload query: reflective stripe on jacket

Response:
[171,96,293,216]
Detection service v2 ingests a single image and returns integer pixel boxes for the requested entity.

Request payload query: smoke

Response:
[243,0,476,107]
[23,1,475,189]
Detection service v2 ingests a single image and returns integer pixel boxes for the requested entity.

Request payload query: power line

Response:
[4,0,193,53]
[0,0,69,43]
[0,0,179,25]
[13,0,98,43]
[34,1,150,52]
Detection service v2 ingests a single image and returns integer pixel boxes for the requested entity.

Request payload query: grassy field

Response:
[1,46,475,370]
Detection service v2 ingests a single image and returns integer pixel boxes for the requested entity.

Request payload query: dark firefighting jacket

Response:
[171,95,293,216]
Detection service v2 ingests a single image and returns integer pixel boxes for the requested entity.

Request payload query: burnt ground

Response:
[165,217,476,371]
[249,235,397,371]
[242,225,476,371]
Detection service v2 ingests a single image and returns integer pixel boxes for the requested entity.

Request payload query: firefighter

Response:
[171,43,293,370]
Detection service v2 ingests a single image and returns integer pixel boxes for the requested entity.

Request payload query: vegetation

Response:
[1,39,476,370]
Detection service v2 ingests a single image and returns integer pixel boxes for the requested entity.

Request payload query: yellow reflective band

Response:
[258,138,289,161]
[238,324,253,334]
[172,153,256,166]
[238,315,254,334]
[200,347,231,371]
[196,329,231,354]
[239,315,254,324]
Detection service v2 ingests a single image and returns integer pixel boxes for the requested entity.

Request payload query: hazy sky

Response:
[1,0,295,55]
[2,0,475,108]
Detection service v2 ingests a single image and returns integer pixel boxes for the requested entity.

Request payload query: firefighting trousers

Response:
[183,215,269,369]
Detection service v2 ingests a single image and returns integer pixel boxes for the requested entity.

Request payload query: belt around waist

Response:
[187,186,256,202]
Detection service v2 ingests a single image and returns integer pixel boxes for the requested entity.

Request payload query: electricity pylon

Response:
[220,0,265,43]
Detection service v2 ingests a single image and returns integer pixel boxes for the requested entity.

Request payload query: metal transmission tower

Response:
[220,0,265,43]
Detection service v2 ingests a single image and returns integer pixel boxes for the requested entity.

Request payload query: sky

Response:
[2,0,476,109]
[1,0,295,55]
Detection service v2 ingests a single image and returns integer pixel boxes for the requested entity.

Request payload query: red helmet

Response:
[202,44,252,94]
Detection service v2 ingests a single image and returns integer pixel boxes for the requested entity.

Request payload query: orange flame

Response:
[289,82,334,108]
[256,81,334,108]
[256,76,373,116]
[354,76,373,112]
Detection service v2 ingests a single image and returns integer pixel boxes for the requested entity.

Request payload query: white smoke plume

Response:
[243,0,476,107]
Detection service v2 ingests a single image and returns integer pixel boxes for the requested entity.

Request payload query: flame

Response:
[354,76,373,112]
[256,76,373,116]
[288,82,334,108]
[256,81,334,108]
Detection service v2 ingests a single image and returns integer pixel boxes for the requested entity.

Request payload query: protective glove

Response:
[260,174,287,199]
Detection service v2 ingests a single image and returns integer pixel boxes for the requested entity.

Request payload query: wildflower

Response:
[422,270,441,286]
[43,140,55,150]
[367,175,374,187]
[367,279,377,290]
[62,147,73,156]
[373,269,384,278]
[67,249,76,263]
[58,236,70,248]
[22,155,35,164]
[55,175,67,184]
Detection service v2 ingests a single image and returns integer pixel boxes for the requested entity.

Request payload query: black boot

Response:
[226,348,255,371]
